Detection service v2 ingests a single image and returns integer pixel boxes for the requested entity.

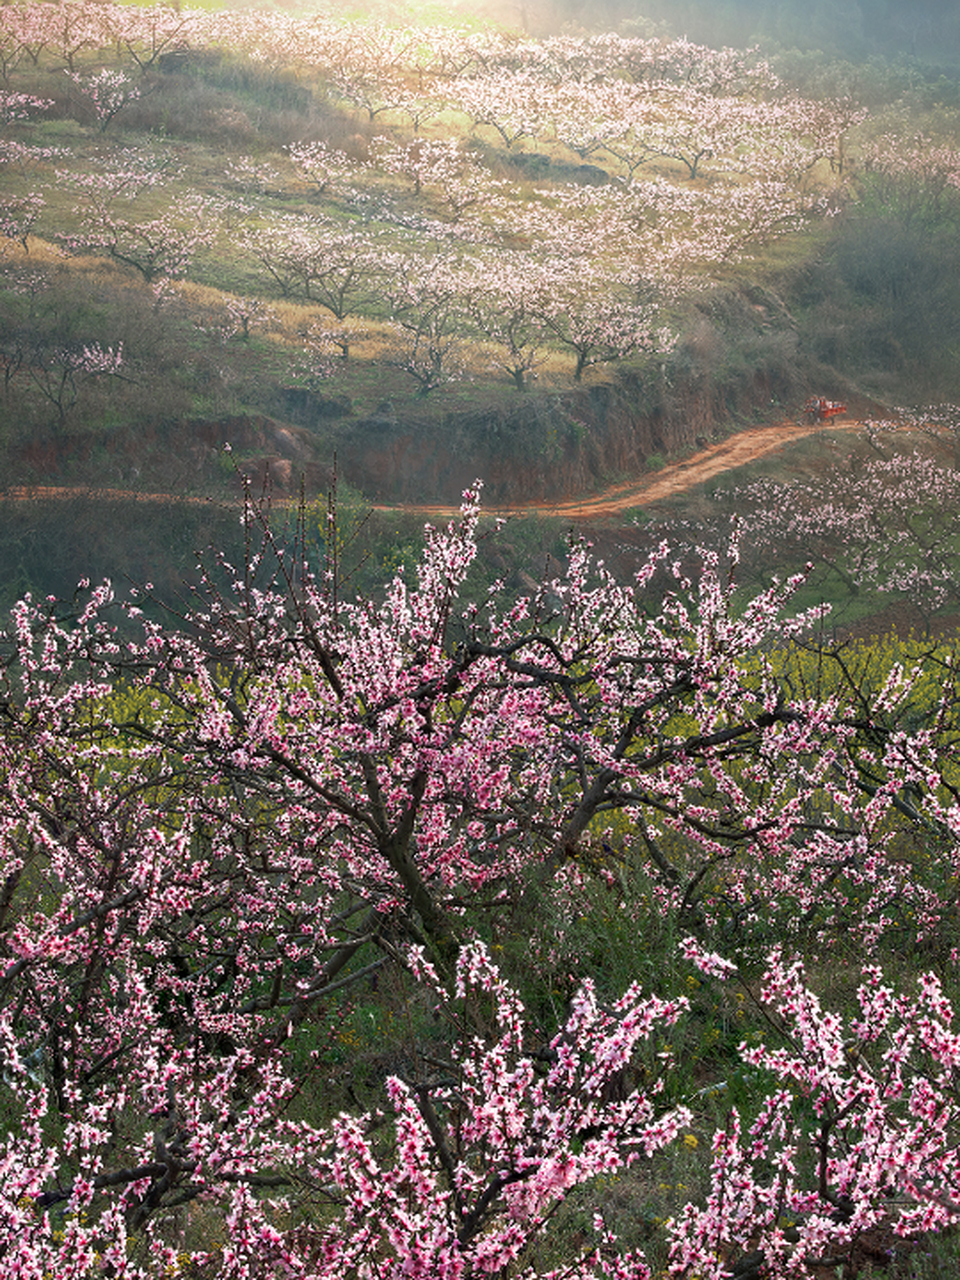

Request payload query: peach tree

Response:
[1,487,960,1276]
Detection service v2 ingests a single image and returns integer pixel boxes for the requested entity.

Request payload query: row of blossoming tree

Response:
[3,482,960,1276]
[3,1,958,415]
[0,0,879,399]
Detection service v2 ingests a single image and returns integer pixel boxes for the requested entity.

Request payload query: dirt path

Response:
[382,416,867,520]
[0,416,867,519]
[0,486,221,506]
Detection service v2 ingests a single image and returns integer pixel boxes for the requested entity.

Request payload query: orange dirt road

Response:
[383,415,867,521]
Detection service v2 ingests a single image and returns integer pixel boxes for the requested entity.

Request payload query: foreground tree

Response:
[3,483,960,1276]
[66,68,142,132]
[670,946,960,1278]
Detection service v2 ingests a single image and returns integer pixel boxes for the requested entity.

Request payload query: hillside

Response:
[0,1,959,623]
[2,3,959,514]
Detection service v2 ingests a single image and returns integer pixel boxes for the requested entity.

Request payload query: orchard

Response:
[0,1,871,410]
[3,3,960,1275]
[1,0,957,432]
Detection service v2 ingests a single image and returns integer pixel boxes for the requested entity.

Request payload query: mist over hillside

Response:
[465,0,960,62]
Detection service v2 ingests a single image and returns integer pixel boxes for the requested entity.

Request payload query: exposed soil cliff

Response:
[9,370,814,506]
[326,370,806,504]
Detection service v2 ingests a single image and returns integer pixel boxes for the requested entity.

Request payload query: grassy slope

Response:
[0,10,958,622]
[0,39,851,456]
